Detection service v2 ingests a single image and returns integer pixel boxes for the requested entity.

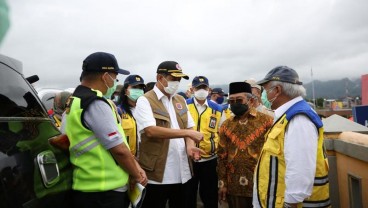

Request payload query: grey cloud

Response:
[1,0,367,90]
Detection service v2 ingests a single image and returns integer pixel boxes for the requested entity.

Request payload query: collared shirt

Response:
[135,86,195,184]
[218,108,273,197]
[252,96,318,205]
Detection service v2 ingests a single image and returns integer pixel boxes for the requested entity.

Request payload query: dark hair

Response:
[145,82,156,93]
[80,71,104,81]
[117,83,132,116]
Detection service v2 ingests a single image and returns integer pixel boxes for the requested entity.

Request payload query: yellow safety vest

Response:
[255,100,330,208]
[120,109,138,156]
[187,98,222,158]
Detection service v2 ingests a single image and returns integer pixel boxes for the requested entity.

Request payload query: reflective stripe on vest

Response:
[255,100,330,208]
[266,155,278,208]
[70,135,99,157]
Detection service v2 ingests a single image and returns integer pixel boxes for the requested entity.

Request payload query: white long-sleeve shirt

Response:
[253,96,318,205]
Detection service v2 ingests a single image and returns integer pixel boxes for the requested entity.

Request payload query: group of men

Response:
[62,51,330,208]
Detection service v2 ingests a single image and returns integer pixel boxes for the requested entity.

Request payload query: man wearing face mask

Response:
[134,61,204,208]
[210,88,231,119]
[185,76,224,208]
[245,79,274,118]
[253,66,330,208]
[217,82,273,208]
[117,74,146,156]
[63,52,147,208]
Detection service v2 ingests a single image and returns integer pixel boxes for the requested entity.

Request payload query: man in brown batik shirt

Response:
[217,82,273,208]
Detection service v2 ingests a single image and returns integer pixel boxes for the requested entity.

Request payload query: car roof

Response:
[0,54,23,74]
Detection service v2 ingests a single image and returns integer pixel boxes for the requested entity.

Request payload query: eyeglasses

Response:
[228,98,245,105]
[266,87,276,94]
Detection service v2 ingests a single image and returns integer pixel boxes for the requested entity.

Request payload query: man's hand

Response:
[186,129,204,143]
[218,187,227,204]
[137,166,148,186]
[134,159,148,186]
[186,146,205,161]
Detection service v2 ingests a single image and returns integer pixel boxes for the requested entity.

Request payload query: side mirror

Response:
[26,75,39,84]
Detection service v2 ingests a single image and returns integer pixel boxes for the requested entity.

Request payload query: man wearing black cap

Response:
[217,82,273,208]
[134,61,204,208]
[186,76,223,208]
[253,66,330,208]
[116,74,146,156]
[210,88,231,119]
[63,52,147,208]
[210,87,227,105]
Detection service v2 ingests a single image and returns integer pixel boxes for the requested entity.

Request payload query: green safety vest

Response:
[65,85,129,192]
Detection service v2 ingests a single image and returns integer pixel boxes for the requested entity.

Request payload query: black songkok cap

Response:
[229,82,252,95]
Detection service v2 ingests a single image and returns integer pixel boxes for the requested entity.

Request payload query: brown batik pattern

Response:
[217,110,273,197]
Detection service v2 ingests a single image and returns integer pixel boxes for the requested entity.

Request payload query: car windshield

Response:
[0,67,46,118]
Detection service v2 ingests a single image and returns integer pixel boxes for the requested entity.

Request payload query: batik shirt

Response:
[217,108,273,197]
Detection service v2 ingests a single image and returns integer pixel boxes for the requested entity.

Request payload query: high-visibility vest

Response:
[119,106,138,156]
[186,98,222,158]
[65,85,129,192]
[255,100,330,208]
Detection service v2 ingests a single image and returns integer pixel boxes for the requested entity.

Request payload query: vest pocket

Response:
[262,127,283,155]
[139,154,158,171]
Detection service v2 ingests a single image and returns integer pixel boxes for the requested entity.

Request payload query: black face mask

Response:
[230,103,249,116]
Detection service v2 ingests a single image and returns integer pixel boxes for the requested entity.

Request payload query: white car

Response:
[36,88,63,111]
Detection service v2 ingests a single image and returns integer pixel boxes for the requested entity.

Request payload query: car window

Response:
[0,68,46,118]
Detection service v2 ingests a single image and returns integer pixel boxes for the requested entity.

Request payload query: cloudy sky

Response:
[1,0,367,90]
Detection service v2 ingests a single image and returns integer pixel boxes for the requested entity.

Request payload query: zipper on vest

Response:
[194,103,207,148]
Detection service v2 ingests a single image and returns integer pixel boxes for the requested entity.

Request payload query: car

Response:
[0,54,72,208]
[36,88,63,112]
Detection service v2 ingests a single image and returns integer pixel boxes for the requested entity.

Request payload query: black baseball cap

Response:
[156,61,189,80]
[82,52,130,75]
[124,74,146,87]
[211,88,228,96]
[257,66,302,85]
[192,76,209,88]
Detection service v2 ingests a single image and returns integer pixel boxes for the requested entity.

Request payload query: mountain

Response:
[211,78,362,100]
[304,78,361,99]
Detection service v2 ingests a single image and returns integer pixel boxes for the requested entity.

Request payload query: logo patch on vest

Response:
[176,103,183,110]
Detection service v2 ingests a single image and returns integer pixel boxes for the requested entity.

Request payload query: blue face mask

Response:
[216,96,224,104]
[103,74,118,99]
[127,88,144,102]
[261,90,271,109]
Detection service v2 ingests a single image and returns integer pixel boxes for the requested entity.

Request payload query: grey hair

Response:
[269,81,306,98]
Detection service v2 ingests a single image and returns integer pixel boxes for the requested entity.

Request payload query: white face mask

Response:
[160,77,180,95]
[194,89,209,101]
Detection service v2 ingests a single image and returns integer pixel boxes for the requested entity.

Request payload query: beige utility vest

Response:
[138,90,189,182]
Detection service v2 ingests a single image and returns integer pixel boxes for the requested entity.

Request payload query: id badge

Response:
[209,116,217,129]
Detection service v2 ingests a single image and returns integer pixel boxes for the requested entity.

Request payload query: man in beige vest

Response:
[134,61,204,208]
